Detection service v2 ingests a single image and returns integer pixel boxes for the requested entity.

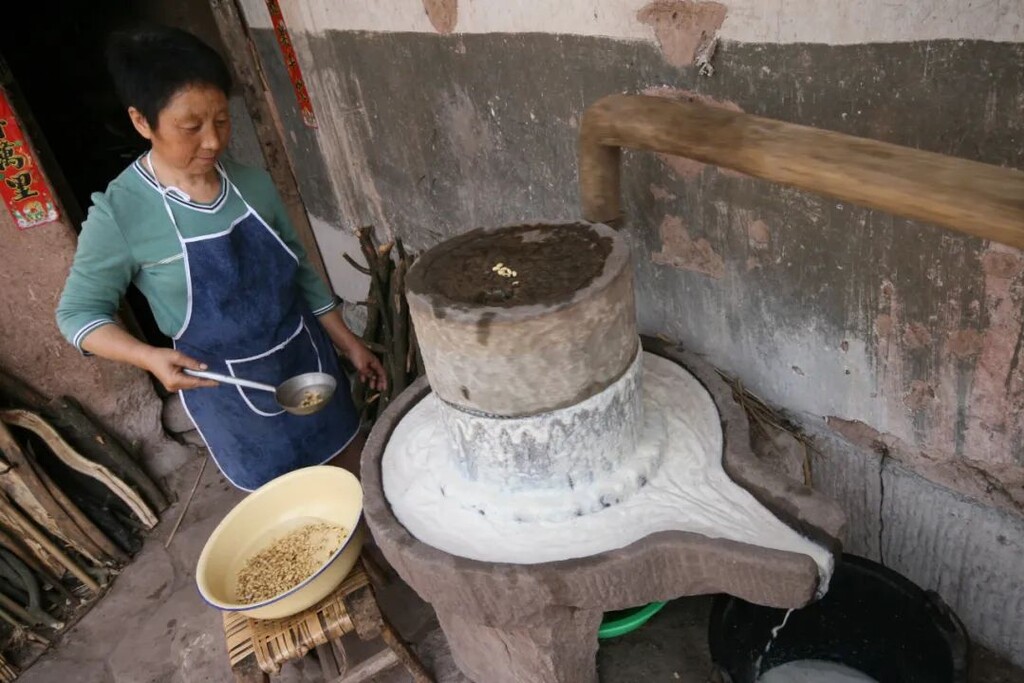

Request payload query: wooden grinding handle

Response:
[580,94,1024,249]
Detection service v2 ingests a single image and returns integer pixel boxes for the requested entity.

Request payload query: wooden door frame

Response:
[209,0,331,285]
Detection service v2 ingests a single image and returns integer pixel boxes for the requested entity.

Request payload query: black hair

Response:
[106,25,232,128]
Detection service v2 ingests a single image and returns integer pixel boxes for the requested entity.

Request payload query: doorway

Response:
[1,0,233,352]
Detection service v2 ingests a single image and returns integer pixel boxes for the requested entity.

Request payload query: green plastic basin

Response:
[598,601,668,639]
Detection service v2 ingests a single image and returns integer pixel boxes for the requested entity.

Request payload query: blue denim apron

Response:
[158,161,358,490]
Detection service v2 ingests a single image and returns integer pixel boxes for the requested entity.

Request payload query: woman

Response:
[56,26,385,491]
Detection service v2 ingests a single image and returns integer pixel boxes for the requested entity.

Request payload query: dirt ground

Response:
[17,455,1024,683]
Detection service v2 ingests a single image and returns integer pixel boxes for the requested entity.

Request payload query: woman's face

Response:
[129,84,231,176]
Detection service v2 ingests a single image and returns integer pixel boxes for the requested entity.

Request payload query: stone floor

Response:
[17,455,1024,683]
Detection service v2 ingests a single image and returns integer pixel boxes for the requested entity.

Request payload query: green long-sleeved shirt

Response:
[57,155,336,351]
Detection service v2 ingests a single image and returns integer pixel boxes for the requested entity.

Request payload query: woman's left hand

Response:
[318,309,389,392]
[345,341,388,392]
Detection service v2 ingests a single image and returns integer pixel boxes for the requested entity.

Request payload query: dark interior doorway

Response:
[4,4,149,214]
[1,1,229,351]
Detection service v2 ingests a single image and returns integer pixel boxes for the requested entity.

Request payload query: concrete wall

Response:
[239,0,1024,665]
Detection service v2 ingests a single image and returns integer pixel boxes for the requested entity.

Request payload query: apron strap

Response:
[216,163,259,215]
[145,152,185,240]
[146,153,256,238]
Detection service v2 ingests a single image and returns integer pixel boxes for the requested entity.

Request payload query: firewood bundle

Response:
[0,367,166,669]
[345,227,425,426]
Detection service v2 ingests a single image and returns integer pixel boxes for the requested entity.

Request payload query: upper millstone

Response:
[406,222,638,418]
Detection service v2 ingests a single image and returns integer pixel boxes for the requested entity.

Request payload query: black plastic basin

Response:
[708,554,970,683]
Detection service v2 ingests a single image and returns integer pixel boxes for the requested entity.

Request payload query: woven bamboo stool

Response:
[222,557,432,682]
[0,653,15,682]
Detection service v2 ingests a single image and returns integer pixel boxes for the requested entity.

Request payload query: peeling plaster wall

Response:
[0,211,191,483]
[242,0,1023,43]
[239,0,1024,664]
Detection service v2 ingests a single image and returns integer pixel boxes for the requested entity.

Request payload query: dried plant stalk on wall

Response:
[345,227,424,427]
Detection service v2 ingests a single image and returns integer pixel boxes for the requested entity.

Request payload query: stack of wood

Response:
[0,367,166,675]
[345,227,424,426]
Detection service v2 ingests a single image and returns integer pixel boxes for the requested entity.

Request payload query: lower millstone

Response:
[436,345,645,493]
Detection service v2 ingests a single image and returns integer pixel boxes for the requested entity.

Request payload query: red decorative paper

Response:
[266,0,317,128]
[0,88,58,229]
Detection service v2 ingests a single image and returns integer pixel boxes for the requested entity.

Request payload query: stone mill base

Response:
[362,338,847,683]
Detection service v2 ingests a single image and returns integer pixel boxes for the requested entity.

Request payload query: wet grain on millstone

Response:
[420,224,613,307]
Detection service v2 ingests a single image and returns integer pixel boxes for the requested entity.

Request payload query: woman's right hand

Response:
[141,348,219,392]
[78,324,218,392]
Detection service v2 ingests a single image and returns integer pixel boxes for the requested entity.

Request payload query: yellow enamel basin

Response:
[196,465,364,620]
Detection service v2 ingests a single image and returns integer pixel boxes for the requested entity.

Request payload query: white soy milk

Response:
[759,659,879,682]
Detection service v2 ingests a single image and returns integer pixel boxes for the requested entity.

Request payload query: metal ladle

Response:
[183,369,337,416]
